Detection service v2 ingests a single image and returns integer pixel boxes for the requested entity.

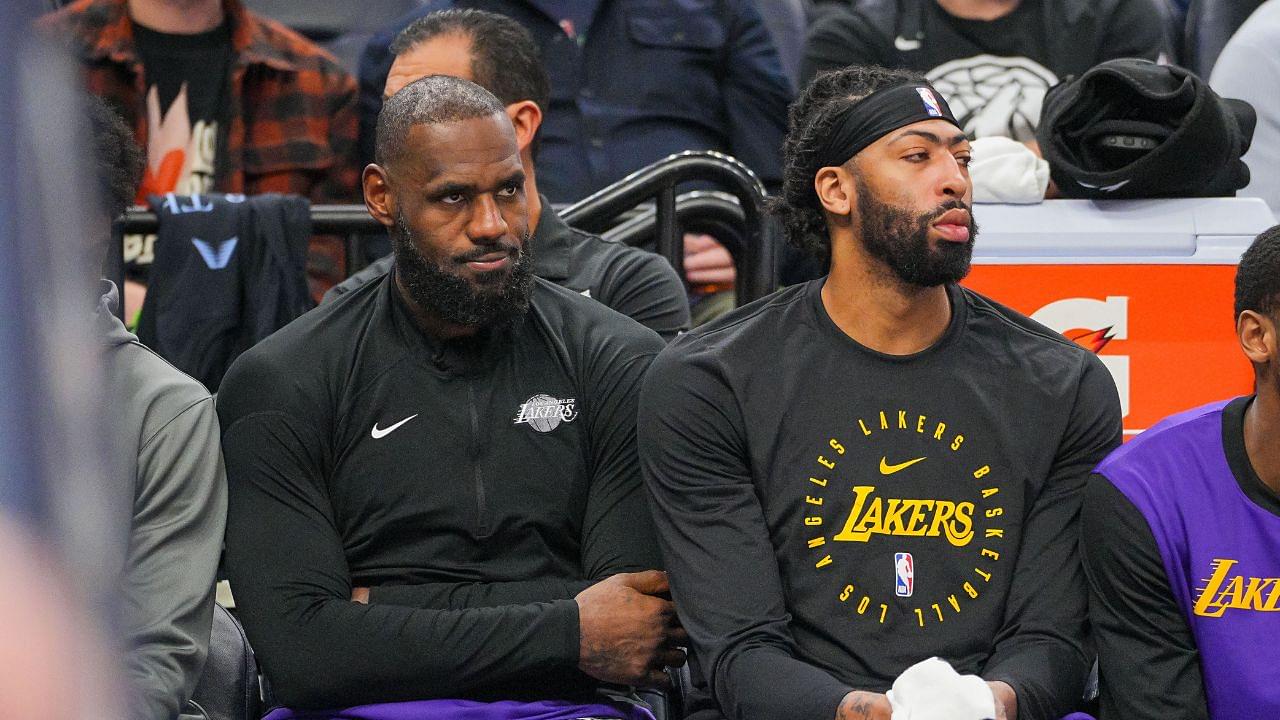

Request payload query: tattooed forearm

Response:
[835,691,891,720]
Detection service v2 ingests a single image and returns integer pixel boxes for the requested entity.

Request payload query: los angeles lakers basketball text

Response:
[803,409,1007,629]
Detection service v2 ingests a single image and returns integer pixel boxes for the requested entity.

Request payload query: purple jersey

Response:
[1096,398,1280,718]
[262,699,656,720]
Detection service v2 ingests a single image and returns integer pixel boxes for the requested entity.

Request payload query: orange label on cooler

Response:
[963,264,1252,438]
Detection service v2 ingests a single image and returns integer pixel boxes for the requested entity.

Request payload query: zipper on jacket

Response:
[468,379,489,537]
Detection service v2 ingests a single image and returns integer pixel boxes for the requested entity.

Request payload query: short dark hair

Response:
[86,95,143,220]
[375,75,507,168]
[1235,224,1280,319]
[771,66,924,259]
[391,9,550,117]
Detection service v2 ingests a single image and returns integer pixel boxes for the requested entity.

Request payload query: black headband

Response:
[814,83,962,170]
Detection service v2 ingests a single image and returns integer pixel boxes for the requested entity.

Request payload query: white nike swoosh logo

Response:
[371,414,419,439]
[1078,179,1131,193]
[894,35,922,51]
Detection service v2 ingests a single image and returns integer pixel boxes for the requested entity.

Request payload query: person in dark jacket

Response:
[802,0,1167,144]
[325,9,690,340]
[218,76,683,717]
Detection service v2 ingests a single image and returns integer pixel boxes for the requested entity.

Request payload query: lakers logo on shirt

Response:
[801,407,1006,629]
[833,485,975,547]
[513,394,579,433]
[1193,558,1280,618]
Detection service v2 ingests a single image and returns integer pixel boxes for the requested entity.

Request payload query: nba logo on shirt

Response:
[916,88,943,118]
[895,552,914,597]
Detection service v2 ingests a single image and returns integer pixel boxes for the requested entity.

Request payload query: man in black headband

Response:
[640,66,1122,720]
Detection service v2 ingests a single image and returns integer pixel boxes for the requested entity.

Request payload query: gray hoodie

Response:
[96,282,228,720]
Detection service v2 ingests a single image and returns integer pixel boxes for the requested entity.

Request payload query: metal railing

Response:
[602,190,746,250]
[562,151,779,303]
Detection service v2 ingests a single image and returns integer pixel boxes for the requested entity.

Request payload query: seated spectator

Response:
[802,0,1167,144]
[358,0,796,295]
[1082,226,1280,719]
[39,0,360,301]
[639,67,1122,720]
[88,95,228,720]
[1211,0,1280,218]
[326,9,691,341]
[359,0,790,199]
[218,76,682,716]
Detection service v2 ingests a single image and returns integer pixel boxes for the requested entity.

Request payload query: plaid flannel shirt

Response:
[39,0,361,289]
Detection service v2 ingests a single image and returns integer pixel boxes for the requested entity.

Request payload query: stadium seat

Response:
[1183,0,1266,78]
[182,604,260,720]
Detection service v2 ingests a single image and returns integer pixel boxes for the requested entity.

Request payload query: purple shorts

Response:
[262,699,657,720]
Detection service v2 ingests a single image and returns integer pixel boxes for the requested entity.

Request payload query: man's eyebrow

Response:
[425,181,475,197]
[889,129,970,147]
[424,170,525,197]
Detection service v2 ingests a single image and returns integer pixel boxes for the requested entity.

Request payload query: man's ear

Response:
[815,164,855,218]
[1237,309,1277,366]
[506,101,543,155]
[362,163,397,229]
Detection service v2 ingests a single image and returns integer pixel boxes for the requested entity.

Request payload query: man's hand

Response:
[987,680,1016,720]
[835,690,892,720]
[575,570,688,687]
[683,233,736,286]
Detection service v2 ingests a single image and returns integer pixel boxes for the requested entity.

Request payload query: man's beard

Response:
[855,177,977,288]
[392,211,535,329]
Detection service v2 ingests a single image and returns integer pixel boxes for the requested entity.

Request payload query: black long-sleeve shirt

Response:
[1081,475,1208,720]
[217,274,665,709]
[639,280,1122,720]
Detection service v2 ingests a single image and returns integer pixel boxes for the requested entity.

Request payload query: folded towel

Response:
[886,657,996,720]
[970,136,1049,204]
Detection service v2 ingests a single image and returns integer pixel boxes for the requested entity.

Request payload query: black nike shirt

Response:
[639,280,1122,720]
[217,273,665,708]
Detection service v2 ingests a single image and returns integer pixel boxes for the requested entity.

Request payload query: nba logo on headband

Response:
[916,87,943,118]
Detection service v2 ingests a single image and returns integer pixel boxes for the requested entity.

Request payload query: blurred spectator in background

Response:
[359,0,794,296]
[87,95,228,720]
[38,0,361,300]
[1212,0,1280,219]
[327,9,691,340]
[2,3,126,715]
[802,0,1167,146]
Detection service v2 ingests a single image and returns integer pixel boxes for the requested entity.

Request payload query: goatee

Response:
[392,211,535,329]
[856,176,977,288]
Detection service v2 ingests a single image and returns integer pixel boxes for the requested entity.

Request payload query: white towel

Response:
[886,657,997,720]
[969,136,1050,204]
